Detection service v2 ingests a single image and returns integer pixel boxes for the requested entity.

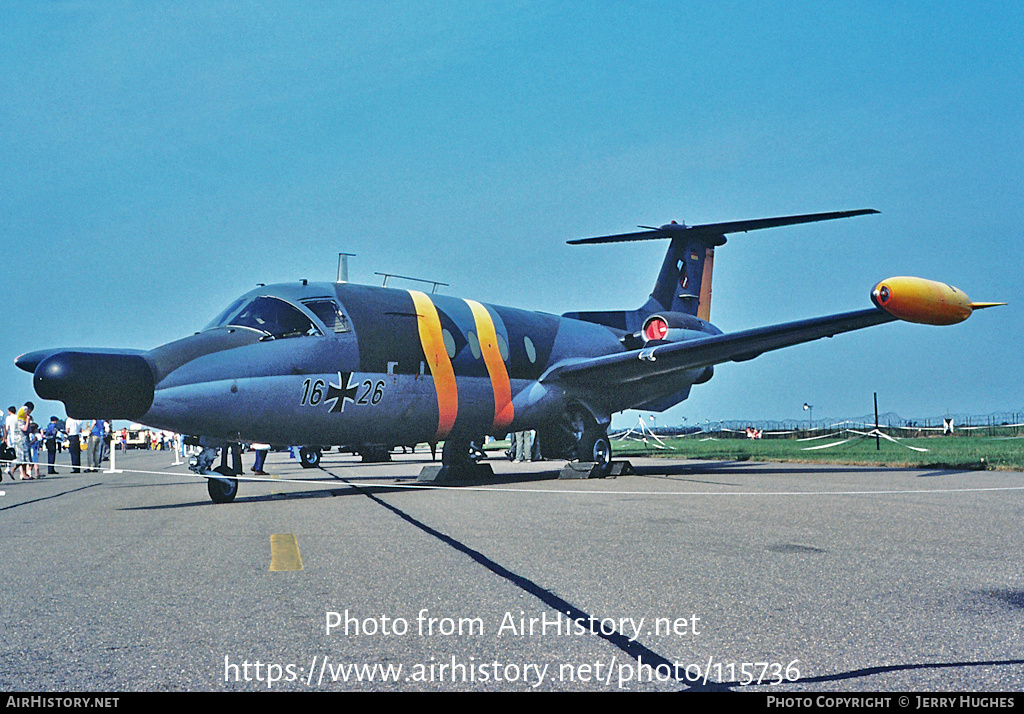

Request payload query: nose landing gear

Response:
[188,439,240,503]
[207,475,239,503]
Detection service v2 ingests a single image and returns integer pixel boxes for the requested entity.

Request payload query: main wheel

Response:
[579,429,611,477]
[207,476,238,504]
[299,446,321,468]
[580,430,611,466]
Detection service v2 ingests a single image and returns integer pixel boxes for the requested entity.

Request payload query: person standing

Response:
[100,420,111,464]
[514,429,533,462]
[27,416,41,479]
[251,443,270,476]
[44,417,63,474]
[4,407,16,478]
[87,419,105,472]
[65,416,82,473]
[12,403,33,480]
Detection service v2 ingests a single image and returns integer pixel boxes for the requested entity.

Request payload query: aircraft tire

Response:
[207,476,238,504]
[579,430,612,477]
[299,446,321,469]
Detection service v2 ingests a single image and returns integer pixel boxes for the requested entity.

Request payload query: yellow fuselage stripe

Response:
[464,299,514,432]
[408,290,458,440]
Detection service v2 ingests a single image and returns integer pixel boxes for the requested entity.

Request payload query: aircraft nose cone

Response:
[34,351,156,419]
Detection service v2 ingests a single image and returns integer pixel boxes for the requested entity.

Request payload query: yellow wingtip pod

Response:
[870,276,1002,325]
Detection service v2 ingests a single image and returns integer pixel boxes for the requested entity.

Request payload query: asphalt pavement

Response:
[2,447,1023,692]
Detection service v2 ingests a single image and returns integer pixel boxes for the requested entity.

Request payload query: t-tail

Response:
[563,209,879,332]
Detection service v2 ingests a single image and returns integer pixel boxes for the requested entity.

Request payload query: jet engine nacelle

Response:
[639,312,715,386]
[32,350,155,419]
[640,312,716,344]
[871,276,1003,326]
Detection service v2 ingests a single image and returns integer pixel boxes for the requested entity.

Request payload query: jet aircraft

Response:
[15,209,1001,502]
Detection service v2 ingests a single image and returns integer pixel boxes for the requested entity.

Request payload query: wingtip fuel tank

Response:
[871,276,1004,326]
[28,350,156,420]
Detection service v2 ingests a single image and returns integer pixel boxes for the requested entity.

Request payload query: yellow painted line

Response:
[269,533,303,571]
[408,290,458,440]
[464,299,514,432]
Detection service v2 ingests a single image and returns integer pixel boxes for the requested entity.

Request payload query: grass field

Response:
[607,433,1024,470]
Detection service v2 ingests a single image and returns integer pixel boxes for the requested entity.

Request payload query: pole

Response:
[105,422,122,474]
[874,392,880,451]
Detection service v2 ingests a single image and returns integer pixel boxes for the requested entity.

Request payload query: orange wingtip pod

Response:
[870,276,999,325]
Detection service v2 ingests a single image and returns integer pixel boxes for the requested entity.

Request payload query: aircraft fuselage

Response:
[103,280,716,449]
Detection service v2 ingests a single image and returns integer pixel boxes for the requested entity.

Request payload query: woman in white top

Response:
[12,404,32,480]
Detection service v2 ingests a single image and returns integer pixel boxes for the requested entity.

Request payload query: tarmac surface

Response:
[2,447,1023,692]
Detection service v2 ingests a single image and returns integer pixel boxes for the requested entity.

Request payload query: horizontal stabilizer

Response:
[569,209,878,245]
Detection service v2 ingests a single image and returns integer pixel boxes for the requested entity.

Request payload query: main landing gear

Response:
[567,420,613,479]
[416,435,494,483]
[545,407,616,479]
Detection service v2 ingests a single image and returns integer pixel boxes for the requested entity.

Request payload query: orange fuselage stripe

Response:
[408,290,458,440]
[464,299,514,432]
[697,247,715,322]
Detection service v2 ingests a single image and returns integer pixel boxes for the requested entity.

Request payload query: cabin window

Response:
[524,336,537,364]
[467,331,481,359]
[442,329,457,359]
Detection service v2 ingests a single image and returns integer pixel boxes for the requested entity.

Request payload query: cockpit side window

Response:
[302,299,351,334]
[224,296,322,339]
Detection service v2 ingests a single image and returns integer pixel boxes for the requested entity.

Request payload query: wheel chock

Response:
[558,460,629,479]
[417,462,494,483]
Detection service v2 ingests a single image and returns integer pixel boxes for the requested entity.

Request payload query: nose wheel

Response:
[207,475,238,503]
[299,446,322,468]
[188,441,241,503]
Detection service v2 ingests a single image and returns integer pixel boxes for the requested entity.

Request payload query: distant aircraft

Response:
[15,210,1002,502]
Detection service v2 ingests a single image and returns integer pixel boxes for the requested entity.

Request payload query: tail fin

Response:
[566,209,878,328]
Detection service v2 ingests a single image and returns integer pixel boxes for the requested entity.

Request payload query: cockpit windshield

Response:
[208,296,322,339]
[204,296,247,331]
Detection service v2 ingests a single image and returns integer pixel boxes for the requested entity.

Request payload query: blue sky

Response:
[2,1,1021,429]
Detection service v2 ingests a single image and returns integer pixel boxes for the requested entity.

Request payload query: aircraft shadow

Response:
[118,465,566,511]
